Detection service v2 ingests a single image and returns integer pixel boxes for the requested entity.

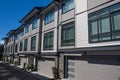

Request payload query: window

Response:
[32,19,38,30]
[8,46,10,53]
[24,39,28,51]
[20,30,24,37]
[43,31,54,50]
[19,41,23,51]
[11,45,13,53]
[62,0,74,13]
[31,36,36,51]
[89,3,120,43]
[25,25,29,33]
[44,9,54,24]
[16,34,19,39]
[15,44,18,53]
[61,22,75,46]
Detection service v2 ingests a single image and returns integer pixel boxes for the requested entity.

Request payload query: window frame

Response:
[19,41,23,51]
[89,3,120,43]
[61,22,75,46]
[31,36,36,51]
[62,0,75,14]
[25,25,29,33]
[32,19,38,30]
[43,31,54,50]
[44,9,55,25]
[15,44,18,53]
[24,39,28,51]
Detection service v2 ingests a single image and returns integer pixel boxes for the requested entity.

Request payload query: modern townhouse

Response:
[2,37,9,62]
[39,1,59,78]
[57,0,120,80]
[18,7,43,70]
[2,0,120,80]
[5,30,16,64]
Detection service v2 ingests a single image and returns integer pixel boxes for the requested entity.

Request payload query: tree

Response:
[0,43,4,60]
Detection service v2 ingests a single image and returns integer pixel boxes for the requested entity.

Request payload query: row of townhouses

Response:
[3,0,120,80]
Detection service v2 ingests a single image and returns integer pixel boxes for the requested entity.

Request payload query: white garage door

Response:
[38,60,55,78]
[20,57,27,68]
[67,57,120,80]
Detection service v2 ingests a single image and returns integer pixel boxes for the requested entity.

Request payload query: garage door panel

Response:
[67,57,120,80]
[38,60,55,78]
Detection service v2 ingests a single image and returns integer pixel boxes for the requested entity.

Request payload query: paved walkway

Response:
[0,62,49,80]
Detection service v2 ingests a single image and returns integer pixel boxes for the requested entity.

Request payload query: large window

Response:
[15,44,18,53]
[32,19,38,30]
[62,0,74,13]
[31,36,36,51]
[43,31,54,50]
[44,9,54,24]
[61,22,75,46]
[25,25,29,33]
[19,41,23,51]
[24,39,28,51]
[89,3,120,43]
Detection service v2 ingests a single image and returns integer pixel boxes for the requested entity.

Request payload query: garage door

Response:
[20,57,27,68]
[38,59,55,78]
[67,56,120,80]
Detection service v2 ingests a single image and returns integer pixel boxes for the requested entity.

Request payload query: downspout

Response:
[13,33,16,64]
[36,12,43,71]
[54,1,60,78]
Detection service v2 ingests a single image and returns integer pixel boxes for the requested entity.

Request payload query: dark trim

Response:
[58,45,120,53]
[44,20,54,25]
[61,17,75,25]
[62,8,75,14]
[19,7,43,23]
[41,52,57,56]
[76,0,114,16]
[88,3,120,43]
[40,1,56,14]
[42,27,56,33]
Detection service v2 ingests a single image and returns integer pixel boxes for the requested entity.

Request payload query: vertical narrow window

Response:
[61,22,75,46]
[20,29,24,37]
[25,25,29,33]
[32,19,38,30]
[11,45,13,53]
[45,9,54,24]
[31,36,36,51]
[62,0,74,13]
[24,39,28,51]
[15,44,18,53]
[19,41,23,51]
[43,31,54,50]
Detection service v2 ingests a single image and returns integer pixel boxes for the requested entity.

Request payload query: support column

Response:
[59,53,64,78]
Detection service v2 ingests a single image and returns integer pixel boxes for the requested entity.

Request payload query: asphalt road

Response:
[0,62,47,80]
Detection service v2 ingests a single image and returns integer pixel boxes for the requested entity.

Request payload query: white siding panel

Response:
[75,0,87,14]
[38,60,55,78]
[76,12,120,48]
[68,57,120,80]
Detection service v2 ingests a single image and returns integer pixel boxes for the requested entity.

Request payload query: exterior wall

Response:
[66,54,120,80]
[41,5,58,53]
[41,28,57,53]
[17,19,40,54]
[38,58,55,78]
[58,4,75,49]
[75,0,120,48]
